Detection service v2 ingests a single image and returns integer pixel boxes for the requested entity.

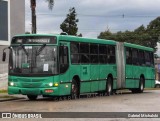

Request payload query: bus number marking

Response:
[83,67,88,75]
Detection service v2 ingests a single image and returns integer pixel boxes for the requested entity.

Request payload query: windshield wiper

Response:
[20,44,28,56]
[36,44,46,56]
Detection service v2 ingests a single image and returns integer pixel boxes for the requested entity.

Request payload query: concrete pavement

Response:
[0,73,7,90]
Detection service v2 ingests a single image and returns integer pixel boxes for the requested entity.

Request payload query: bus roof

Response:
[58,35,117,45]
[14,34,117,45]
[124,42,154,52]
[13,34,154,51]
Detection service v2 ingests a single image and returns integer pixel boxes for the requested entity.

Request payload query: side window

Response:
[108,46,115,64]
[90,44,98,63]
[145,51,151,66]
[126,47,132,65]
[138,50,145,66]
[59,46,69,73]
[70,42,80,64]
[150,52,154,67]
[79,43,89,63]
[99,45,107,64]
[132,49,139,65]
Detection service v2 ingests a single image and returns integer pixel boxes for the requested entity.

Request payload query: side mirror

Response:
[2,52,6,62]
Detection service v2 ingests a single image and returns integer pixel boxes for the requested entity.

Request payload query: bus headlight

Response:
[54,83,59,87]
[49,83,53,87]
[10,82,14,86]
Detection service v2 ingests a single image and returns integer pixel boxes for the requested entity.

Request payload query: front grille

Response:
[17,78,45,88]
[21,82,42,88]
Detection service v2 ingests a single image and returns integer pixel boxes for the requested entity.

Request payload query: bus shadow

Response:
[17,90,154,102]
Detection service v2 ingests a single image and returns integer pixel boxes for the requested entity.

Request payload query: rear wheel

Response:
[138,78,144,93]
[155,84,160,88]
[27,95,38,100]
[106,77,113,96]
[71,79,79,99]
[131,77,144,93]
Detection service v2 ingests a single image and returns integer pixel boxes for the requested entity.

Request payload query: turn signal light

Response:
[54,83,59,87]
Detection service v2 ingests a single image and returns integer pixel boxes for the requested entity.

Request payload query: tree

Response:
[60,7,79,35]
[134,25,146,34]
[147,17,160,50]
[98,30,112,39]
[78,33,83,37]
[30,0,54,33]
[98,17,160,51]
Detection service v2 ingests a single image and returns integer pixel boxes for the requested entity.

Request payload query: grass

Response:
[0,89,8,93]
[0,90,19,99]
[0,95,15,98]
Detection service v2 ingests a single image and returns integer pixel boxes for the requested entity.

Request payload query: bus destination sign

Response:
[11,36,57,44]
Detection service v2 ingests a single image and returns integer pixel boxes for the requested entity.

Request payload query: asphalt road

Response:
[0,90,160,121]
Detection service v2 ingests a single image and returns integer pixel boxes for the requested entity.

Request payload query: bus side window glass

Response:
[90,44,98,63]
[99,45,107,64]
[60,46,69,73]
[132,49,139,65]
[145,51,151,66]
[108,46,115,64]
[126,48,132,65]
[138,50,145,66]
[71,42,80,64]
[80,43,89,63]
[150,52,154,67]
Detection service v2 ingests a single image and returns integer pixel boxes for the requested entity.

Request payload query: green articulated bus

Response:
[2,34,155,100]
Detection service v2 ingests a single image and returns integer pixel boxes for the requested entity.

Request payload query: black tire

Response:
[131,89,138,93]
[106,77,113,96]
[132,77,144,93]
[155,84,160,88]
[71,79,79,99]
[27,95,38,100]
[138,77,144,93]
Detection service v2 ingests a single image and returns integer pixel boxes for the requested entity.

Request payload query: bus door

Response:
[59,41,70,95]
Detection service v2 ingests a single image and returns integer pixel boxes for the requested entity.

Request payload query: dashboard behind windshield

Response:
[9,45,58,76]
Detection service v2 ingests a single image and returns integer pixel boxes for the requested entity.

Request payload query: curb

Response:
[0,93,26,102]
[0,97,25,102]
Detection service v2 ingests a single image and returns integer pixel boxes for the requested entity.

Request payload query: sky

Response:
[25,0,160,53]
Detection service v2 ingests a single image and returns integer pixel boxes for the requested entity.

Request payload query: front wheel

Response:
[106,77,113,96]
[27,95,38,100]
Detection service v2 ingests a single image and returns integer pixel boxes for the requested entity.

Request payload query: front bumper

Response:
[8,86,59,96]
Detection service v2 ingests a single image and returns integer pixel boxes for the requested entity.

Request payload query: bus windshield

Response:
[9,45,58,76]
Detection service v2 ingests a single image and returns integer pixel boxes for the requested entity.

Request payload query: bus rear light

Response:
[45,89,53,93]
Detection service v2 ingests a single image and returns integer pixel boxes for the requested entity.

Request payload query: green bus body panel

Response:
[124,43,155,89]
[8,34,155,97]
[8,75,60,95]
[80,65,91,93]
[125,66,155,88]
